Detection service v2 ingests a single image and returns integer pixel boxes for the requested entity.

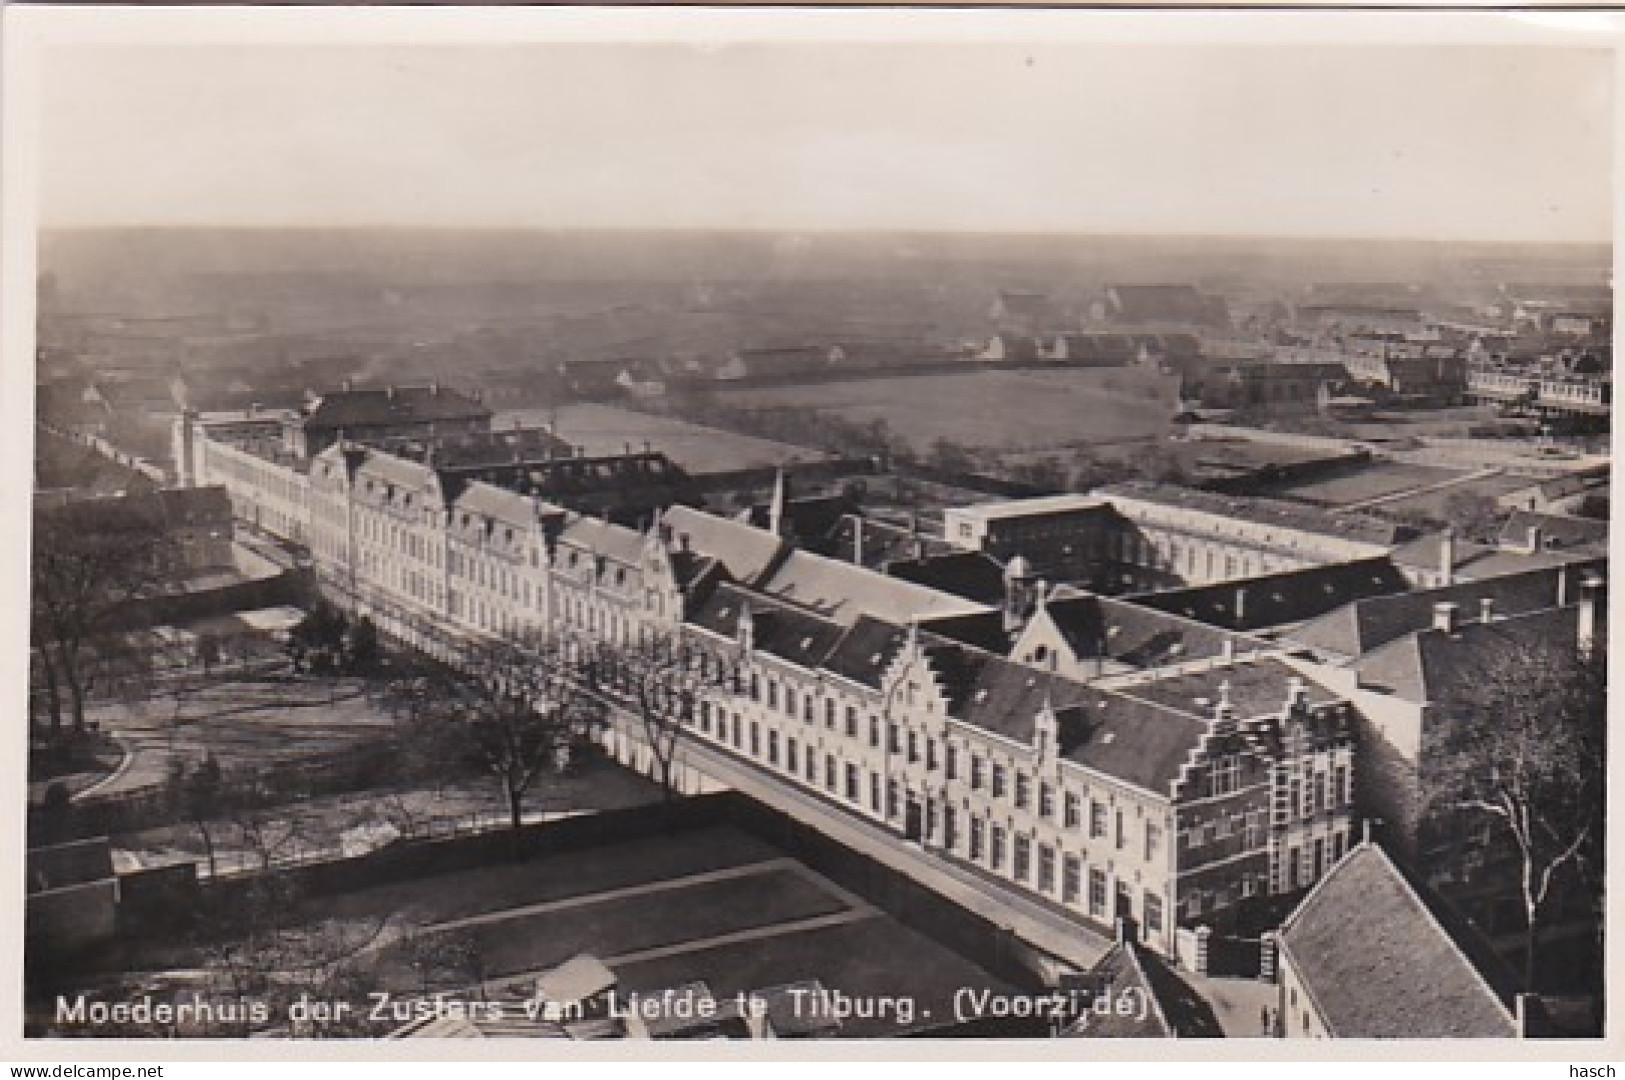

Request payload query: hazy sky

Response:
[34,38,1615,241]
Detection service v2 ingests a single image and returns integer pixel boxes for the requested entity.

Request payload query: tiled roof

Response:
[757,549,994,627]
[689,583,848,670]
[453,482,539,531]
[302,385,490,429]
[885,551,1009,605]
[1039,594,1264,667]
[1099,482,1406,547]
[824,514,948,570]
[1496,510,1608,554]
[660,505,788,585]
[556,515,648,567]
[1125,557,1413,631]
[1358,605,1593,704]
[1111,657,1340,720]
[355,450,437,492]
[1064,693,1210,796]
[820,616,910,690]
[1278,842,1518,1038]
[1290,562,1601,658]
[1063,942,1221,1038]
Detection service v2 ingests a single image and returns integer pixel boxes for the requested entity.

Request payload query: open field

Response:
[495,403,821,474]
[1378,472,1542,519]
[716,367,1180,454]
[1266,463,1463,507]
[81,674,398,799]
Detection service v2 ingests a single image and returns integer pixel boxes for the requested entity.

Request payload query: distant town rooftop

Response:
[949,493,1109,523]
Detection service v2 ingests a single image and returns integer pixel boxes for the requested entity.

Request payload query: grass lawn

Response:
[1268,463,1463,506]
[1379,472,1541,519]
[495,403,818,473]
[369,866,849,984]
[720,367,1180,454]
[614,915,1013,1037]
[320,825,783,926]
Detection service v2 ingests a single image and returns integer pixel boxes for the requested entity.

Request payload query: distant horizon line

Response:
[35,223,1613,249]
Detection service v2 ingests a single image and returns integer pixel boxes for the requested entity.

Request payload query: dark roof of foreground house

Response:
[1062,940,1222,1038]
[1277,842,1519,1038]
[27,838,115,894]
[1354,603,1598,704]
[1124,557,1414,632]
[1034,592,1266,667]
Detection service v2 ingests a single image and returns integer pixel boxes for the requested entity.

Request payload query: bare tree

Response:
[1428,640,1606,991]
[30,501,168,738]
[581,628,734,805]
[390,630,607,834]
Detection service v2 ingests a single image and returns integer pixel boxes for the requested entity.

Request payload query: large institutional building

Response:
[169,386,1599,968]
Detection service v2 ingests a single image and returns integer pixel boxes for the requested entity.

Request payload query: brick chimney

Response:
[1578,575,1603,658]
[1432,601,1460,634]
[1438,528,1456,587]
[1525,524,1544,554]
[1479,597,1495,624]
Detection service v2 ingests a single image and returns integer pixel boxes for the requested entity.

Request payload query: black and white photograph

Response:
[6,6,1615,1053]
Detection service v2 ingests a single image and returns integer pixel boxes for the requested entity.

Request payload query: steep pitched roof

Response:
[659,505,789,586]
[885,551,1009,605]
[757,549,994,627]
[689,583,848,670]
[1063,693,1211,796]
[1278,843,1519,1038]
[1496,510,1608,554]
[1063,941,1222,1038]
[1112,656,1340,720]
[1357,605,1594,704]
[556,514,649,567]
[1037,594,1263,667]
[1290,562,1600,658]
[1126,557,1413,631]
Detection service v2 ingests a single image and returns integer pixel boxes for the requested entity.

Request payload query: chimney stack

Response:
[1557,564,1570,607]
[1234,586,1248,627]
[852,516,864,567]
[1578,575,1603,658]
[1286,675,1307,708]
[1432,602,1460,634]
[1526,524,1544,554]
[1439,528,1456,587]
[1479,597,1495,624]
[1220,637,1236,665]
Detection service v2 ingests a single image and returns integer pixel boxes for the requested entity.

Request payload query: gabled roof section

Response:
[1126,557,1413,631]
[1063,692,1211,796]
[1063,941,1222,1038]
[453,481,538,531]
[758,549,994,628]
[555,514,649,567]
[1496,509,1608,555]
[1110,655,1341,720]
[1101,482,1407,548]
[1278,842,1519,1038]
[689,582,847,669]
[1359,604,1594,705]
[1039,592,1271,666]
[660,505,789,586]
[1290,562,1601,658]
[885,551,1009,605]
